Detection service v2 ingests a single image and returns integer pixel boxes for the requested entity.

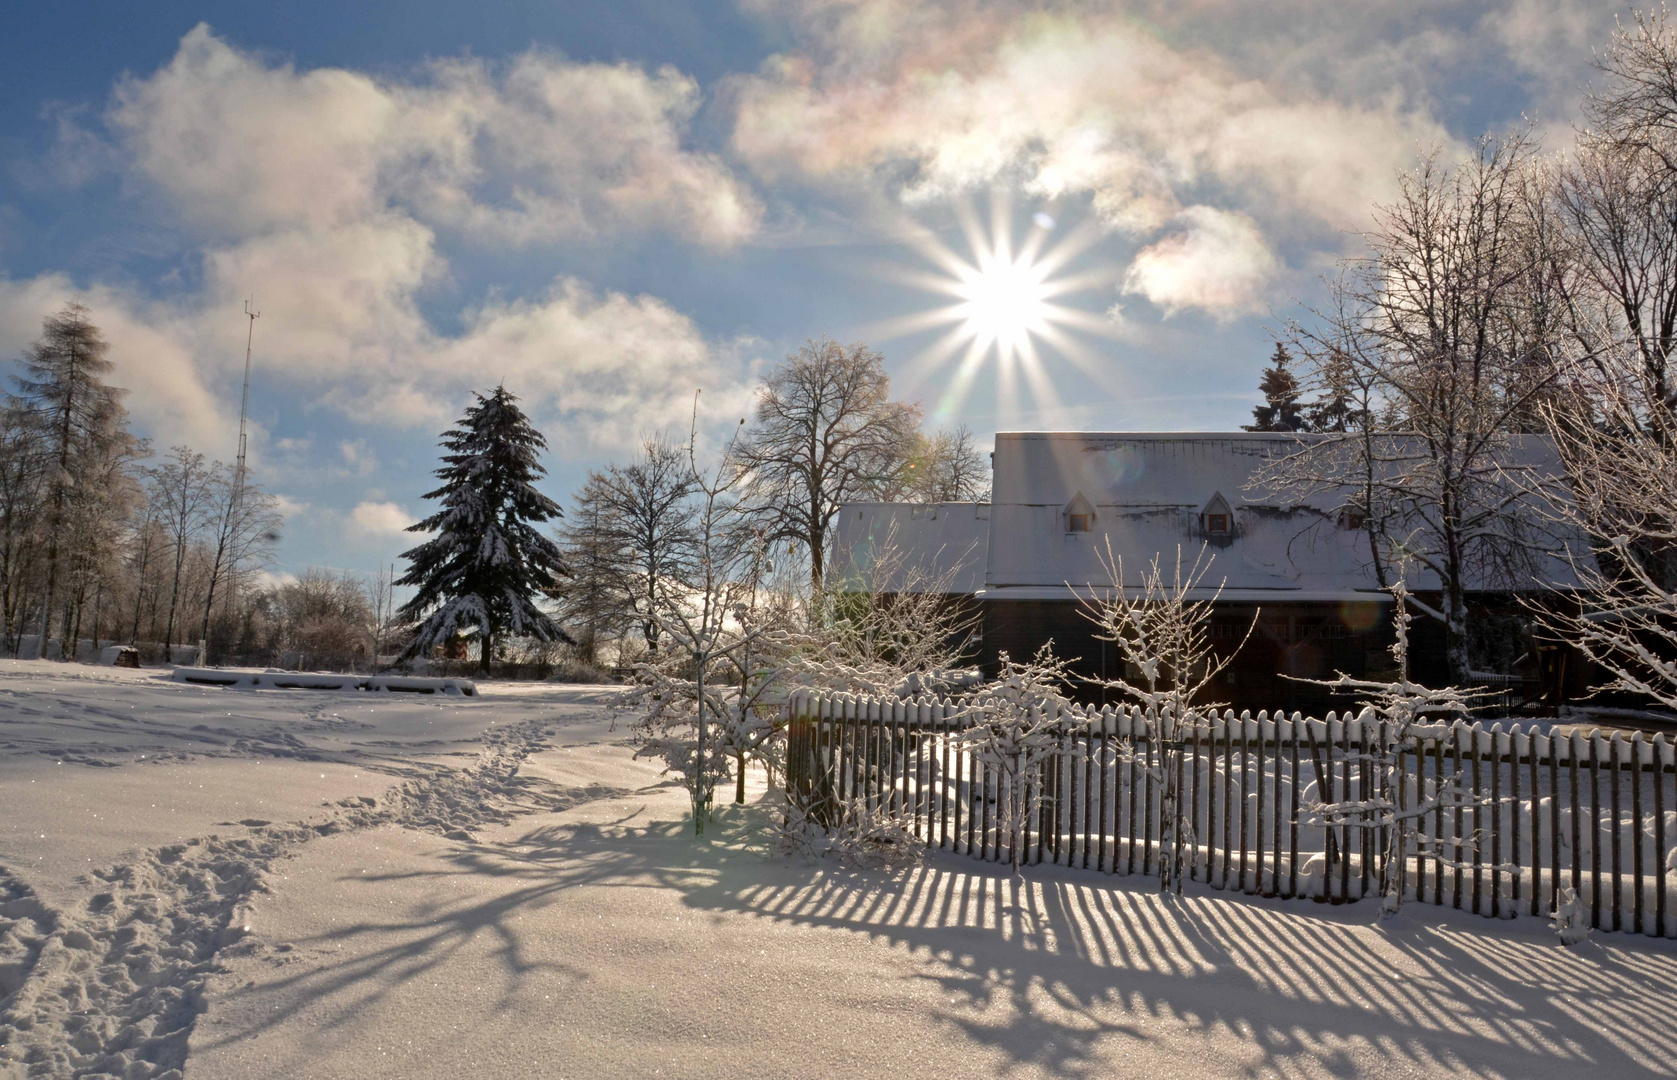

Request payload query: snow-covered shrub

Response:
[1553,887,1590,945]
[1298,580,1502,917]
[956,645,1080,879]
[830,797,923,872]
[768,797,831,861]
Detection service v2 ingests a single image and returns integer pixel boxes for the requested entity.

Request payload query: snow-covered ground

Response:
[4,661,1677,1079]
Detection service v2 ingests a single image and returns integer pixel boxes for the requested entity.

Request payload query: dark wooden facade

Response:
[980,595,1592,714]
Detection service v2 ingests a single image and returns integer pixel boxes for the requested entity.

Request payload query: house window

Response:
[1207,513,1229,534]
[1068,513,1091,533]
[1341,510,1367,530]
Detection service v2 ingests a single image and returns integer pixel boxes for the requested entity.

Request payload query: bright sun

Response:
[955,253,1053,352]
[870,196,1118,425]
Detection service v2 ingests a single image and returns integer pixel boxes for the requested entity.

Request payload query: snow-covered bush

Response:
[768,794,922,871]
[830,797,924,872]
[1552,886,1590,945]
[1298,580,1501,917]
[956,645,1080,878]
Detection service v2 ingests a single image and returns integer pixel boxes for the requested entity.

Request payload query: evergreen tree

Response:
[553,476,630,666]
[12,302,143,657]
[397,387,570,674]
[1243,343,1305,432]
[1306,348,1368,433]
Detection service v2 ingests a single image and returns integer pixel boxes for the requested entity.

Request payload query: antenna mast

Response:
[237,299,259,490]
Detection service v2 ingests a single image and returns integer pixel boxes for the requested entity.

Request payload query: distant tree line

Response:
[0,301,396,669]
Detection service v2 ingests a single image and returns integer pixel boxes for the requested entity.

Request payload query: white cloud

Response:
[1121,207,1277,319]
[348,500,413,539]
[729,3,1450,239]
[270,494,310,519]
[0,25,764,461]
[108,24,760,247]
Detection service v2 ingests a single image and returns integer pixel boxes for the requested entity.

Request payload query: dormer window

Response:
[1063,492,1095,535]
[1200,491,1235,538]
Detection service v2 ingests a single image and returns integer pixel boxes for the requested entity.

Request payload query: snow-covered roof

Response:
[985,431,1589,600]
[829,502,989,594]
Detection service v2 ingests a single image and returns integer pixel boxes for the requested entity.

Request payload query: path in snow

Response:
[0,664,629,1079]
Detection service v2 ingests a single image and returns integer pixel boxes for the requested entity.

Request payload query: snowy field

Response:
[3,662,1677,1079]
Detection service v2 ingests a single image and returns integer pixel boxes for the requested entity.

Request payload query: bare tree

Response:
[902,423,990,502]
[1078,543,1251,894]
[197,468,282,660]
[0,407,46,655]
[737,338,921,592]
[594,435,697,654]
[1266,136,1567,682]
[1572,4,1677,415]
[149,446,215,658]
[1540,365,1677,710]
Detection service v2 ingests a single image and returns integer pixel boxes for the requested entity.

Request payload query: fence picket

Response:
[1590,731,1604,930]
[1657,734,1669,937]
[1633,732,1645,936]
[1288,714,1301,898]
[1256,712,1268,895]
[1339,714,1353,903]
[1099,710,1112,873]
[1495,724,1509,919]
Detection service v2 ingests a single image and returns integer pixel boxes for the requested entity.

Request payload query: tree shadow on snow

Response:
[199,805,1677,1079]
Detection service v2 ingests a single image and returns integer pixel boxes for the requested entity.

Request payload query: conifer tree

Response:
[397,387,570,674]
[1243,343,1305,432]
[12,302,143,657]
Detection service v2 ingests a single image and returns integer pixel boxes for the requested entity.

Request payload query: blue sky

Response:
[0,0,1624,579]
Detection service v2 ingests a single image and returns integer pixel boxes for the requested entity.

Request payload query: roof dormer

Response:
[1063,492,1095,534]
[1201,492,1234,537]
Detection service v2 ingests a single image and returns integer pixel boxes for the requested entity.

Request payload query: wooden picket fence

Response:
[783,691,1677,938]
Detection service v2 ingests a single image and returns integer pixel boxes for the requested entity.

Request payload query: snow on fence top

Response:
[784,688,1677,765]
[170,668,477,696]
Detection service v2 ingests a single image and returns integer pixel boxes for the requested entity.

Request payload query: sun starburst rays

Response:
[873,197,1121,426]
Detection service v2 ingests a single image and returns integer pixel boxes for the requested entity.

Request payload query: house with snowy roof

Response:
[832,431,1594,712]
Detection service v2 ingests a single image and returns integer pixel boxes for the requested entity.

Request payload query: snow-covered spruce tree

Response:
[396,387,570,675]
[1297,580,1499,917]
[1078,543,1251,894]
[955,645,1079,879]
[1243,343,1306,432]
